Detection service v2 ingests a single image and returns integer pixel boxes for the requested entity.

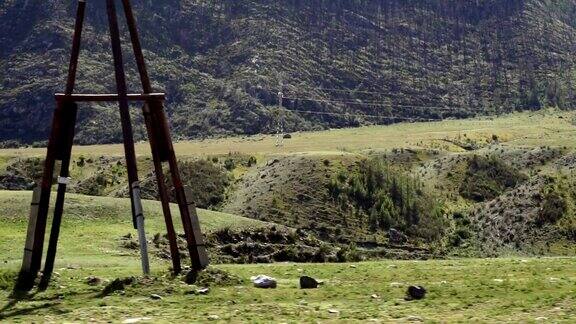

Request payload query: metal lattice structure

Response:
[17,0,208,291]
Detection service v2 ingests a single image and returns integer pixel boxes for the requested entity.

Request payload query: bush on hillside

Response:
[168,160,230,209]
[537,188,567,226]
[459,155,527,202]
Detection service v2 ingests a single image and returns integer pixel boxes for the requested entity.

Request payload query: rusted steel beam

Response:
[143,103,182,274]
[39,102,78,290]
[55,93,165,102]
[17,101,64,290]
[15,187,41,291]
[65,0,86,95]
[19,0,88,284]
[150,101,209,270]
[121,0,153,93]
[106,0,150,275]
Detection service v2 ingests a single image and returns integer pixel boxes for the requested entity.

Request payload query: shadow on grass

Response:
[0,271,99,321]
[0,299,58,321]
[0,285,105,321]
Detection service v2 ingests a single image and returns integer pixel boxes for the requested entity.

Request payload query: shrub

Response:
[177,160,229,208]
[224,158,236,171]
[459,155,527,202]
[247,156,257,167]
[537,188,567,226]
[336,243,362,262]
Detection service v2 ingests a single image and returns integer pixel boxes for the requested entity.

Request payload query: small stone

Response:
[122,318,151,324]
[197,287,210,295]
[390,282,403,287]
[328,309,339,314]
[300,276,319,289]
[207,315,220,321]
[86,276,101,286]
[535,317,548,321]
[150,294,162,300]
[371,294,379,299]
[406,315,423,322]
[350,265,357,268]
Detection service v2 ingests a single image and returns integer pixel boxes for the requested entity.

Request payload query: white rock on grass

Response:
[122,318,152,324]
[251,275,277,289]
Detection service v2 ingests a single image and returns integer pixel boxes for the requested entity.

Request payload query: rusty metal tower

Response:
[17,0,208,291]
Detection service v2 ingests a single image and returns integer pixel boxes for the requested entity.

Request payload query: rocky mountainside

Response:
[1,0,576,145]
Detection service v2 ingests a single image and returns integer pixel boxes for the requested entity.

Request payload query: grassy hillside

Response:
[1,0,576,145]
[0,190,271,268]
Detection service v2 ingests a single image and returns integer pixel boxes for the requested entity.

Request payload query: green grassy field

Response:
[1,257,574,322]
[0,110,574,159]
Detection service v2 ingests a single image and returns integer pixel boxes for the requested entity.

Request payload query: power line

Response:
[282,95,486,112]
[283,109,443,121]
[292,87,395,96]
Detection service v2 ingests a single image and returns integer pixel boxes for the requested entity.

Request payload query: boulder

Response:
[251,275,277,289]
[405,285,427,300]
[389,228,408,244]
[299,276,319,289]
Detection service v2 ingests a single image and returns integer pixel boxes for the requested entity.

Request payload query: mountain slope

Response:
[1,0,576,145]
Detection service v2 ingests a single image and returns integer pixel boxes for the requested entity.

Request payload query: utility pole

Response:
[276,84,284,147]
[17,0,208,291]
